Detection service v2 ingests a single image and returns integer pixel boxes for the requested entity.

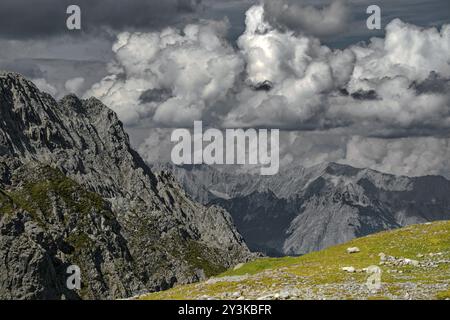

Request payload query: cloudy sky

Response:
[1,0,450,177]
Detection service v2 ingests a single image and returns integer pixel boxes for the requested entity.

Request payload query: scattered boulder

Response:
[206,275,249,284]
[257,294,273,300]
[347,247,361,254]
[404,259,420,267]
[279,290,290,299]
[363,265,381,274]
[342,266,356,273]
[233,263,245,271]
[379,254,421,267]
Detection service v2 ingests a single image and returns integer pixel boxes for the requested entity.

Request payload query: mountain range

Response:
[153,163,450,256]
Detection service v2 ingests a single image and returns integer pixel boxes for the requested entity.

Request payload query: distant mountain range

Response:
[153,163,450,256]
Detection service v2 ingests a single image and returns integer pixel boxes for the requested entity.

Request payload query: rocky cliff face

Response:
[157,163,450,256]
[0,72,251,299]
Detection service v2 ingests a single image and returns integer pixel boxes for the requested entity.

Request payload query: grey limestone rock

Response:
[0,72,252,299]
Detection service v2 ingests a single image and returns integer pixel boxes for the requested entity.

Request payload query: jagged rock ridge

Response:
[0,72,252,299]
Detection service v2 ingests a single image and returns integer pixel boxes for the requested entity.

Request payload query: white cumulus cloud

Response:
[85,4,450,177]
[65,77,85,96]
[343,136,450,177]
[85,20,243,127]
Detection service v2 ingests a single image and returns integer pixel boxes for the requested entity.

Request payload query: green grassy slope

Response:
[140,221,450,300]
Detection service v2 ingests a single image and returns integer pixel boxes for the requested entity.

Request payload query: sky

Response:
[1,0,450,177]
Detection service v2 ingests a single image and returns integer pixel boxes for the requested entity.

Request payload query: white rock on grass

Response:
[206,275,248,284]
[404,259,420,267]
[347,247,361,254]
[257,295,274,300]
[342,266,356,273]
[363,265,381,274]
[233,263,245,270]
[279,290,290,299]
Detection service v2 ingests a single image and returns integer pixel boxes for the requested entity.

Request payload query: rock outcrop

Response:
[0,72,251,299]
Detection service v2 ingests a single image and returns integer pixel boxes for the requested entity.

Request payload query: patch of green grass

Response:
[436,289,450,300]
[0,189,14,215]
[5,166,110,221]
[220,256,299,277]
[182,240,227,278]
[219,221,450,285]
[141,221,450,300]
[368,295,391,300]
[66,232,93,251]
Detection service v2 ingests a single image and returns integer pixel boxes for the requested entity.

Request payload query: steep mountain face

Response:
[0,72,251,299]
[158,163,450,256]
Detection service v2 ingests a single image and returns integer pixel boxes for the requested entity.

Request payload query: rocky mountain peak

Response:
[0,73,252,299]
[322,162,361,176]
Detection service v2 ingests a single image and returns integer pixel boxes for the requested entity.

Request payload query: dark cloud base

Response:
[0,0,203,39]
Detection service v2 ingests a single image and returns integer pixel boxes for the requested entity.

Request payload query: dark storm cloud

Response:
[413,72,450,94]
[256,0,450,48]
[325,0,450,47]
[0,0,204,39]
[0,60,45,78]
[139,88,173,104]
[263,0,351,37]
